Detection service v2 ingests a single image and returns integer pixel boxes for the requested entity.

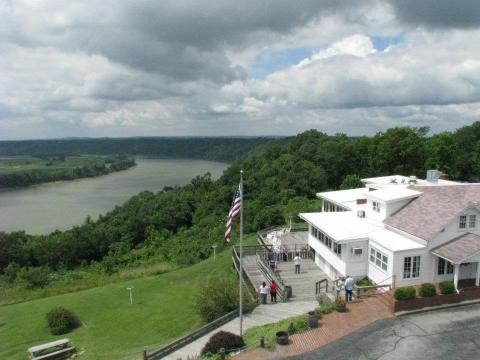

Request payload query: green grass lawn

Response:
[0,238,254,360]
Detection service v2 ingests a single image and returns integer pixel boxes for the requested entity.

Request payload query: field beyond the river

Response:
[0,155,135,188]
[0,240,246,360]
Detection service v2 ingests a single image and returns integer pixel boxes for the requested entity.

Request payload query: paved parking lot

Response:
[290,304,480,360]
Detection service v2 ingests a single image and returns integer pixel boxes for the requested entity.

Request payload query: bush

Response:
[394,286,417,301]
[201,331,245,355]
[355,277,373,286]
[419,283,437,297]
[18,267,51,289]
[439,280,455,295]
[45,307,80,335]
[196,276,255,322]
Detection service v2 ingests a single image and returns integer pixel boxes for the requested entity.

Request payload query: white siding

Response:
[429,208,480,249]
[365,199,386,221]
[344,240,368,277]
[392,249,430,287]
[367,241,394,284]
[385,199,411,217]
[308,232,346,277]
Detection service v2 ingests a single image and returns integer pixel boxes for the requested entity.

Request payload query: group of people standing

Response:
[259,280,278,304]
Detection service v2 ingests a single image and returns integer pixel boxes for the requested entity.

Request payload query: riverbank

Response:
[0,158,227,234]
[0,155,136,189]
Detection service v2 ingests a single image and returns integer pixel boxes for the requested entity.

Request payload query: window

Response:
[369,247,388,272]
[403,256,421,279]
[333,242,342,256]
[325,236,332,249]
[372,201,380,213]
[438,258,454,275]
[459,215,476,229]
[469,215,477,228]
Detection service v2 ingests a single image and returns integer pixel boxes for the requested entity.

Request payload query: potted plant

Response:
[335,297,347,312]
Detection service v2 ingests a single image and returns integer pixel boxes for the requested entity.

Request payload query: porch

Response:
[431,233,480,293]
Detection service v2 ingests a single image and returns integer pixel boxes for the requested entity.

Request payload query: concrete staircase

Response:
[276,259,330,301]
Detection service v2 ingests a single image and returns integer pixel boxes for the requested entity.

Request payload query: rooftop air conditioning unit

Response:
[357,210,365,218]
[352,247,363,255]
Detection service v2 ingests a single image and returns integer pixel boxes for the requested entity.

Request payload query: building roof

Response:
[361,175,458,189]
[431,233,480,264]
[369,229,425,252]
[366,187,422,203]
[384,184,480,240]
[316,188,366,208]
[299,211,379,242]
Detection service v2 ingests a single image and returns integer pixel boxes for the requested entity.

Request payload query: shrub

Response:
[419,283,437,297]
[45,307,80,335]
[439,281,455,295]
[18,267,51,289]
[201,331,245,355]
[355,277,373,286]
[196,276,255,322]
[394,286,417,301]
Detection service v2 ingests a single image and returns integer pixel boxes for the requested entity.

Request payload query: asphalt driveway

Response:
[290,304,480,360]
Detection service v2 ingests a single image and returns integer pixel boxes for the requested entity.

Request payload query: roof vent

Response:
[408,176,417,184]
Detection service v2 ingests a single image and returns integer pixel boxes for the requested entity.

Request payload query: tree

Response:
[340,175,364,190]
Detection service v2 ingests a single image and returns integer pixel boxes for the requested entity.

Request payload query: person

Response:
[294,253,301,274]
[269,253,276,272]
[259,281,269,304]
[345,275,354,302]
[269,280,278,303]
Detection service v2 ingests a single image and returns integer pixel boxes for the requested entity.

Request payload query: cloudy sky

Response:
[1,0,480,139]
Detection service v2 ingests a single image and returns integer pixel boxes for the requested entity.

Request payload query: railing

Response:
[231,247,259,302]
[315,279,329,296]
[256,253,287,302]
[257,223,308,248]
[142,310,238,360]
[355,275,395,298]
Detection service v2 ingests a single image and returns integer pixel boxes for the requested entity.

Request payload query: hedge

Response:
[394,286,417,301]
[439,280,455,295]
[419,283,437,297]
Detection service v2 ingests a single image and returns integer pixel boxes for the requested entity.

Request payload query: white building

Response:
[299,172,480,292]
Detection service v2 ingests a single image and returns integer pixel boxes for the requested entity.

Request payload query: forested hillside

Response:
[0,137,272,162]
[2,122,480,293]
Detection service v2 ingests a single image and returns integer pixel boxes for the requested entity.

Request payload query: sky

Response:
[1,0,480,139]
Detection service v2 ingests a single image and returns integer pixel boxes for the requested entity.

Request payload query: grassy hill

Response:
[0,237,253,360]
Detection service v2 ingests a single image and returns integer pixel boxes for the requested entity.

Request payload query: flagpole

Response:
[239,169,244,336]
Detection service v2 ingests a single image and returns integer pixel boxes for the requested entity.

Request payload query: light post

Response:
[127,287,134,305]
[212,244,218,261]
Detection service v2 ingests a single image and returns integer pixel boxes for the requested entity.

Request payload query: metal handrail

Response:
[315,279,329,295]
[256,253,287,302]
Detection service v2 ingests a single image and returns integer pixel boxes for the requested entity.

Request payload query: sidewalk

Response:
[234,295,393,359]
[164,300,318,360]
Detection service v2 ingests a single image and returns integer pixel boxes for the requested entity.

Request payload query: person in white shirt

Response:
[344,275,354,302]
[294,254,301,274]
[259,282,269,304]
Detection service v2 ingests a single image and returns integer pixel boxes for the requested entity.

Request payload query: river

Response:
[0,158,226,235]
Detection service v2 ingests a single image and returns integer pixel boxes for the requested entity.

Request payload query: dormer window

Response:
[372,201,380,213]
[460,215,476,229]
[469,215,476,228]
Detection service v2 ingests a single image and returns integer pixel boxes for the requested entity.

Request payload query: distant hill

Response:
[0,137,275,162]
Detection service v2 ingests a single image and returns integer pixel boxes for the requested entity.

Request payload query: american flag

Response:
[225,184,242,243]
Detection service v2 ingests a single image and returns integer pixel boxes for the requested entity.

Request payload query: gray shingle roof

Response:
[384,184,480,240]
[431,233,480,263]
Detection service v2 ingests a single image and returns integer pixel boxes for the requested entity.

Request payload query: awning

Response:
[431,233,480,264]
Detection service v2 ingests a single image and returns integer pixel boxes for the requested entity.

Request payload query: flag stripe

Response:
[225,184,242,243]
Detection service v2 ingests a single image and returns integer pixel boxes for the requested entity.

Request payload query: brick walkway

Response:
[234,295,393,359]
